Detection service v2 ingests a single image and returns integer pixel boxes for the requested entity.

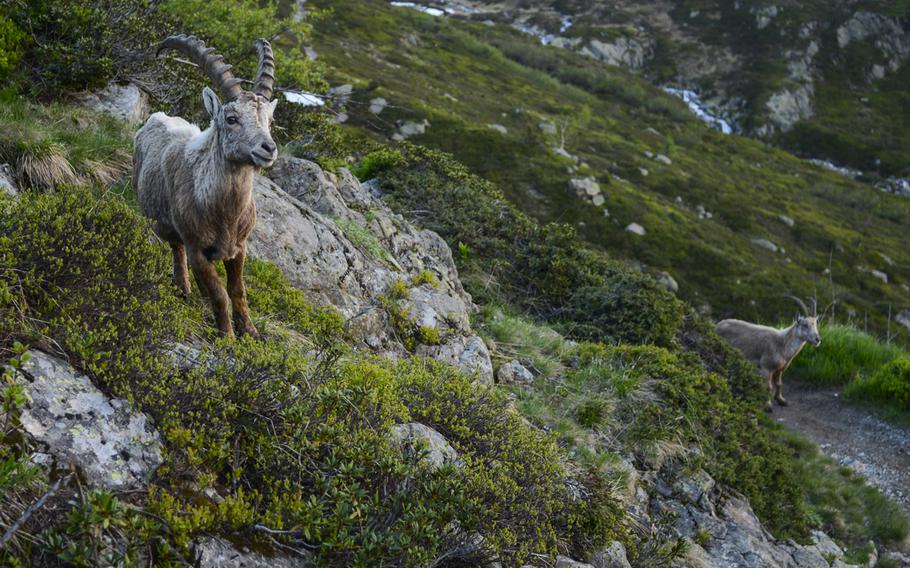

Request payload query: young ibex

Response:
[134,35,279,337]
[716,297,823,411]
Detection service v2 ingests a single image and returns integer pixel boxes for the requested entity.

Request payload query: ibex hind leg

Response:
[170,242,191,297]
[224,245,259,339]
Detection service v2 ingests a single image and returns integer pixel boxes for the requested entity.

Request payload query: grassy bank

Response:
[792,323,910,419]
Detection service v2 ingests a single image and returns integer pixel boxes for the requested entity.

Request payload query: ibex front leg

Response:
[773,370,788,406]
[170,242,191,297]
[765,371,774,413]
[188,247,234,338]
[225,244,259,338]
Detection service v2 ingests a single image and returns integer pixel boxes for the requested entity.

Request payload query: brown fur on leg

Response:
[188,247,234,338]
[225,245,258,338]
[774,370,789,406]
[171,242,191,296]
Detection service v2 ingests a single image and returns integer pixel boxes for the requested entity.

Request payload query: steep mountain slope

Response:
[379,0,910,179]
[310,0,910,341]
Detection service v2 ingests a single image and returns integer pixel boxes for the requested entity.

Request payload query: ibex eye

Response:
[226,116,238,125]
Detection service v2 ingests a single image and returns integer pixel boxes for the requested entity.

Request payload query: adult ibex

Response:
[134,35,279,337]
[716,297,823,411]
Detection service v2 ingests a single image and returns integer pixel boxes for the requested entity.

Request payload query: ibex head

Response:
[786,295,822,347]
[158,35,279,168]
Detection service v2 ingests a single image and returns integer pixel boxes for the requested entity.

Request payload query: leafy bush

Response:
[558,276,684,348]
[3,0,167,93]
[845,357,910,413]
[0,14,25,79]
[0,188,194,388]
[0,187,612,565]
[352,148,404,181]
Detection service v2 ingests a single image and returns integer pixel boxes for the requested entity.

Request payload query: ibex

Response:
[134,35,279,337]
[716,297,823,411]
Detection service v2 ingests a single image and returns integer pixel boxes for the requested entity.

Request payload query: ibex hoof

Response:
[775,397,789,407]
[764,401,774,413]
[237,322,260,339]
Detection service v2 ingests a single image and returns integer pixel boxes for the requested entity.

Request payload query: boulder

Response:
[77,82,149,125]
[751,238,779,253]
[580,37,652,69]
[555,556,594,568]
[497,359,534,385]
[194,536,300,567]
[657,271,679,293]
[419,335,494,385]
[12,351,162,490]
[487,123,508,134]
[625,223,646,236]
[390,422,462,470]
[369,97,388,115]
[590,541,632,568]
[569,177,601,197]
[0,163,17,196]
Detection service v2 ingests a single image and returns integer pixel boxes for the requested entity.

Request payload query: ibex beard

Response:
[133,35,279,338]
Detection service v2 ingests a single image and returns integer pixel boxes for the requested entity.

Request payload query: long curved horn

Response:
[253,38,276,100]
[809,296,818,317]
[157,34,244,101]
[784,295,810,316]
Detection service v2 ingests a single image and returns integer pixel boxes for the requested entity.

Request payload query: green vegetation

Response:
[845,357,910,414]
[0,92,133,191]
[312,0,910,344]
[0,189,617,565]
[775,425,909,563]
[792,324,906,386]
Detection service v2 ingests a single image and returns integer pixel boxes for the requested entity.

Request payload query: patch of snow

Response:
[560,16,573,34]
[663,87,733,134]
[284,91,324,107]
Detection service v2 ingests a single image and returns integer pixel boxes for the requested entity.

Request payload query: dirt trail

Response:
[773,382,910,515]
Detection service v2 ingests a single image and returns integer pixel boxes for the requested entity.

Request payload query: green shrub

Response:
[352,148,404,181]
[0,188,195,391]
[558,276,684,347]
[845,357,910,413]
[0,14,25,79]
[4,0,168,93]
[791,324,906,386]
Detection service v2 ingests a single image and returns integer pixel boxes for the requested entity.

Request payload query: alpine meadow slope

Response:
[309,0,910,344]
[0,0,909,567]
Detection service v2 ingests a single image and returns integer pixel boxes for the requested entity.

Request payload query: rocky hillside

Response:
[1,1,909,566]
[383,0,910,178]
[307,0,910,343]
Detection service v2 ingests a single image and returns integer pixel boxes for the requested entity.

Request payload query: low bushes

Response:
[0,189,615,565]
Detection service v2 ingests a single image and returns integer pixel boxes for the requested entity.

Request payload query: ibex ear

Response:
[202,87,222,118]
[268,98,278,116]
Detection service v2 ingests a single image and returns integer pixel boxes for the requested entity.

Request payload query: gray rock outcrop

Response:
[390,422,462,470]
[77,82,149,125]
[0,163,17,196]
[11,351,162,490]
[195,536,300,568]
[249,156,491,377]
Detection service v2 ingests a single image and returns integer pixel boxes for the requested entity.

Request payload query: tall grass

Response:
[790,324,906,386]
